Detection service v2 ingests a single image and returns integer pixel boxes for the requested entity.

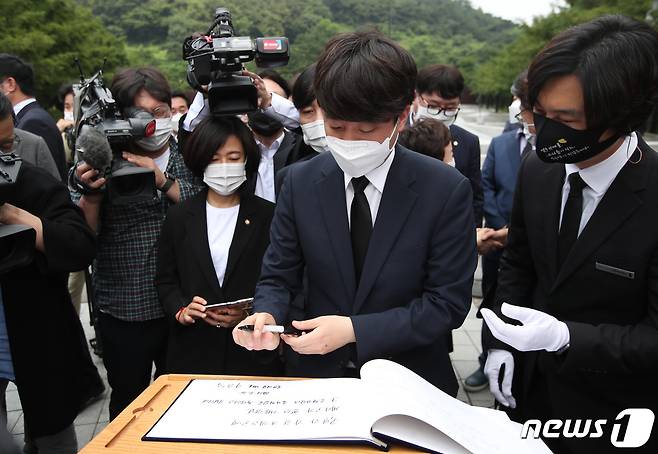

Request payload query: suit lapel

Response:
[223,196,258,284]
[551,146,647,291]
[353,149,418,313]
[273,132,295,175]
[543,164,566,285]
[506,135,522,176]
[186,191,223,296]
[316,159,356,305]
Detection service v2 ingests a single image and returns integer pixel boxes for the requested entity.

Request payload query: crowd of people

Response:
[0,12,657,454]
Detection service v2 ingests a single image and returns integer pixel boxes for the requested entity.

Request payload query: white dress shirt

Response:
[254,132,285,203]
[343,149,396,227]
[559,132,638,236]
[206,203,240,287]
[13,98,36,116]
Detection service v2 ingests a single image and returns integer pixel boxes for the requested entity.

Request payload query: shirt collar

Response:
[343,148,396,194]
[13,98,36,116]
[564,132,638,195]
[256,131,285,158]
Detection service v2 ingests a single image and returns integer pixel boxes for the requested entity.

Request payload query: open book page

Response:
[361,360,551,454]
[144,377,387,447]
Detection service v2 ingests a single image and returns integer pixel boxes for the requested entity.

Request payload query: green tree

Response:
[0,0,127,110]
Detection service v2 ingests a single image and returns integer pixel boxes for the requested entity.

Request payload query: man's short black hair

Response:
[0,54,36,97]
[183,116,260,184]
[417,64,464,100]
[314,30,417,122]
[292,64,316,110]
[0,92,13,120]
[259,69,291,99]
[110,67,172,112]
[528,14,658,133]
[171,90,191,107]
[58,83,74,109]
[399,118,452,161]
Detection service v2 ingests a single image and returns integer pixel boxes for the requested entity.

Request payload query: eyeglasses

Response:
[150,105,172,119]
[0,134,21,152]
[420,96,460,116]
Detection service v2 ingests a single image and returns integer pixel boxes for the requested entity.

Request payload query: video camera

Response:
[69,68,157,205]
[0,154,36,274]
[183,7,290,116]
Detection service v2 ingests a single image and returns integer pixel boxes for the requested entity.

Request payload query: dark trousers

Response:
[478,248,504,368]
[98,313,167,420]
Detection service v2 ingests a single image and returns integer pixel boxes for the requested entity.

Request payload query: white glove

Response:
[481,303,570,352]
[484,349,516,408]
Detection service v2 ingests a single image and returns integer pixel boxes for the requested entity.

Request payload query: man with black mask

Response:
[480,15,658,454]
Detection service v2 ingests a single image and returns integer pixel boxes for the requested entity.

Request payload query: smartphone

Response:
[205,297,254,311]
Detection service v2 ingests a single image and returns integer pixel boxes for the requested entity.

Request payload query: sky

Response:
[469,0,568,24]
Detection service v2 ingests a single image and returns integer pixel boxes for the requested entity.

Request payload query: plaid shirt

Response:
[71,140,203,321]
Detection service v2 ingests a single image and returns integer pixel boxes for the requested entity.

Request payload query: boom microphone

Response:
[75,125,112,176]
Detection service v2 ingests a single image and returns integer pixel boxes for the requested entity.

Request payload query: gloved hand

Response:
[484,349,516,408]
[481,303,570,352]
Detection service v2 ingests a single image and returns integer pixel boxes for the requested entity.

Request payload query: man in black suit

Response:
[0,54,67,181]
[410,64,483,226]
[0,159,99,453]
[234,31,476,395]
[481,15,658,453]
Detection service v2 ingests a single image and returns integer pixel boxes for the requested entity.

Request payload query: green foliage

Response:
[470,0,655,108]
[75,0,518,91]
[0,0,127,109]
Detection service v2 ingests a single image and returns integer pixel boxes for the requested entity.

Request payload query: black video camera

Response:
[183,7,290,116]
[70,68,157,204]
[0,154,36,274]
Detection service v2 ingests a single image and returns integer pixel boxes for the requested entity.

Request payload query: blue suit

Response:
[481,131,523,230]
[254,145,477,395]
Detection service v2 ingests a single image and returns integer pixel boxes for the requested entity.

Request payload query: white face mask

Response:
[301,119,328,153]
[171,112,183,135]
[204,162,247,196]
[136,118,172,152]
[63,110,74,121]
[415,105,459,126]
[326,121,399,178]
[508,99,521,124]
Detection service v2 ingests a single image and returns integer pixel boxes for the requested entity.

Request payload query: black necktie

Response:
[558,172,587,267]
[521,139,532,157]
[351,176,372,283]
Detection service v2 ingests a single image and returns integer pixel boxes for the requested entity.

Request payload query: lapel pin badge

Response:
[453,140,459,147]
[245,219,251,225]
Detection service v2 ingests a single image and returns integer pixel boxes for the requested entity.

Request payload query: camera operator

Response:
[0,158,98,454]
[71,67,203,420]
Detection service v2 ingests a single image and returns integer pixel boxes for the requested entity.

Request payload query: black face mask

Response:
[534,113,623,164]
[247,111,284,137]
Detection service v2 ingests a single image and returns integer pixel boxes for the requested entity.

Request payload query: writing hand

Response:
[233,312,280,351]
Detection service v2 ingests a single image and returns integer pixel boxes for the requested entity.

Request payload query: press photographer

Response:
[0,146,100,454]
[70,66,203,421]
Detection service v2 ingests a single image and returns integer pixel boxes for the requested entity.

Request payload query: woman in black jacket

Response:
[156,116,281,375]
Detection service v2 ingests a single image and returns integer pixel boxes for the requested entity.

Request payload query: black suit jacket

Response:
[155,189,282,375]
[450,124,484,227]
[0,162,97,437]
[15,102,67,181]
[255,145,477,395]
[485,137,658,453]
[244,130,301,198]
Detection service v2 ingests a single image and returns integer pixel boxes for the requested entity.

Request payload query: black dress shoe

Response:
[464,366,489,392]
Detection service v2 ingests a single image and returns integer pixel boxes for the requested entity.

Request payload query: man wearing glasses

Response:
[0,92,59,180]
[410,64,483,227]
[71,67,203,421]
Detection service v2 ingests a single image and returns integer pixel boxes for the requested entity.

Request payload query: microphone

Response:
[75,125,112,175]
